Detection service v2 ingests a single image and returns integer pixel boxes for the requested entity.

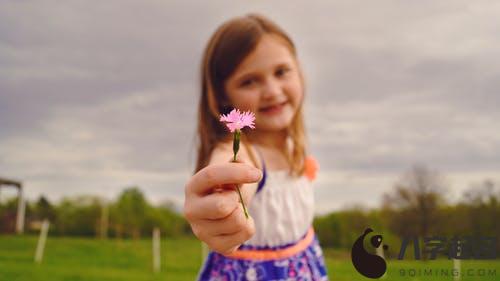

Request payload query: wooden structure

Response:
[0,177,25,234]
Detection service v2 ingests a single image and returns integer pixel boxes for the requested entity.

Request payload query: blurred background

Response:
[1,1,499,280]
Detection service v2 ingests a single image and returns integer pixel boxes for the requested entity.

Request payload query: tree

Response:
[112,187,148,239]
[34,196,56,222]
[54,196,101,236]
[313,213,341,248]
[313,206,385,250]
[461,179,499,238]
[381,165,447,240]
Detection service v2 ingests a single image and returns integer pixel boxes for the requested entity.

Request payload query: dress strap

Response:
[253,145,267,193]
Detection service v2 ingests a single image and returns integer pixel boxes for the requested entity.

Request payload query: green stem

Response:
[233,130,240,162]
[232,130,248,219]
[235,183,249,219]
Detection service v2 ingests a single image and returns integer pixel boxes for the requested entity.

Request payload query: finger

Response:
[187,163,262,195]
[222,245,240,255]
[209,216,255,254]
[213,183,239,193]
[228,154,243,163]
[185,189,240,220]
[198,203,247,235]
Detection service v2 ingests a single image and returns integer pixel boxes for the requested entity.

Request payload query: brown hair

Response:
[194,13,307,176]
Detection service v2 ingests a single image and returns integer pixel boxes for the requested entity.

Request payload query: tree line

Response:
[1,165,498,256]
[313,165,500,256]
[0,187,190,238]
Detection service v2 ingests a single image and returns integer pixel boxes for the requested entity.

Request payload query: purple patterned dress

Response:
[197,149,329,280]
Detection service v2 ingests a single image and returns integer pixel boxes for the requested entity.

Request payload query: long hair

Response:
[195,13,307,176]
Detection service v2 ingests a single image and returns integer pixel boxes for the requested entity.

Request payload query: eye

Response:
[240,78,255,88]
[275,66,291,77]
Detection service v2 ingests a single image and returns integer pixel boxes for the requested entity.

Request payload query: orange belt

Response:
[223,227,315,261]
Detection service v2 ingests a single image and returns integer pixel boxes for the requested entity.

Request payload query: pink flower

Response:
[219,109,255,133]
[218,108,256,219]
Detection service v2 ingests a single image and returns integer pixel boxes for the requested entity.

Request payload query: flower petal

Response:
[219,108,256,132]
[226,122,239,133]
[240,111,255,129]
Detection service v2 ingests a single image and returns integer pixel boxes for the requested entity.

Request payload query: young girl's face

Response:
[224,34,304,133]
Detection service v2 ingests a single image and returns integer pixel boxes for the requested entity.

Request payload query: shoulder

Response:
[209,140,261,170]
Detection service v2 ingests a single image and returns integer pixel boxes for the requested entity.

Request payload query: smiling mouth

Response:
[259,101,288,113]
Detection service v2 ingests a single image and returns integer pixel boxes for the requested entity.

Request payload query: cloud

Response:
[307,95,500,172]
[313,168,500,215]
[1,1,499,213]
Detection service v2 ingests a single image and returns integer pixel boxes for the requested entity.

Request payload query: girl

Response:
[184,13,329,280]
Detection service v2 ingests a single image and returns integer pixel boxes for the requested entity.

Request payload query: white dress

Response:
[197,146,329,280]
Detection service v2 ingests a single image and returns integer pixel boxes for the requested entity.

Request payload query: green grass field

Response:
[0,235,498,281]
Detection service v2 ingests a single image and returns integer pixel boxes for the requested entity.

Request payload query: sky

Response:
[1,0,499,214]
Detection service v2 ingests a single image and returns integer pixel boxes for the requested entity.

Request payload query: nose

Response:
[261,78,282,99]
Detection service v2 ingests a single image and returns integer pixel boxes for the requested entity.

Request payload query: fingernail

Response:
[250,169,262,181]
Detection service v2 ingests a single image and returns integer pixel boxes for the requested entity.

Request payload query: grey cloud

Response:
[1,0,499,211]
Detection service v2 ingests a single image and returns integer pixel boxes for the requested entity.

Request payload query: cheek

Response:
[287,80,304,107]
[228,91,260,111]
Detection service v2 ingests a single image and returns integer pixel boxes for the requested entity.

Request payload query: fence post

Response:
[453,240,461,281]
[34,219,50,264]
[16,187,26,234]
[153,227,161,273]
[100,201,109,239]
